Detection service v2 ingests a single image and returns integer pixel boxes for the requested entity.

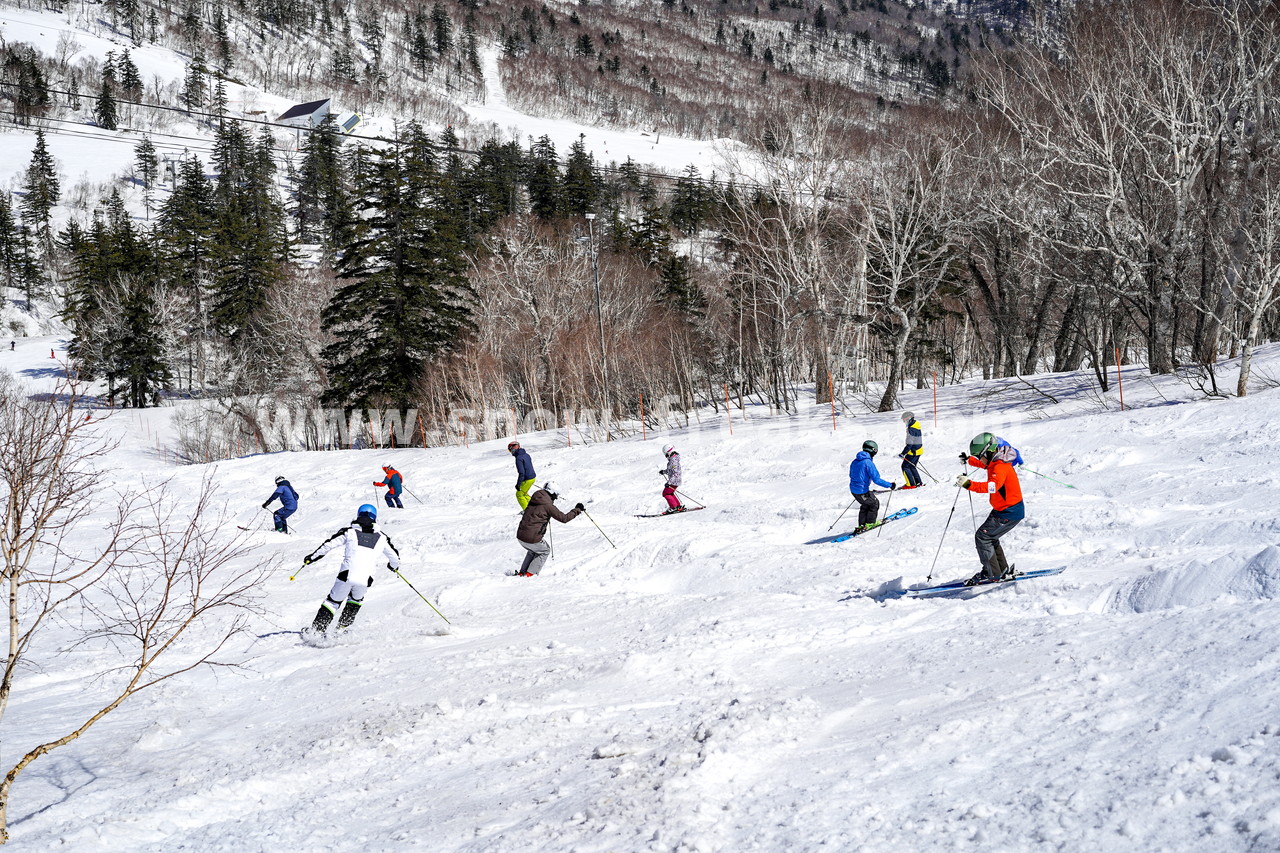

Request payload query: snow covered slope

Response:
[3,338,1280,852]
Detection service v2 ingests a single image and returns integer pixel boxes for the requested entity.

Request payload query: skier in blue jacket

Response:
[262,476,299,533]
[849,440,896,534]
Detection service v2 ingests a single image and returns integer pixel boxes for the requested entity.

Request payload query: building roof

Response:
[277,98,331,121]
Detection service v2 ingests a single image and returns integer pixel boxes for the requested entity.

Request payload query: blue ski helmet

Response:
[357,503,377,521]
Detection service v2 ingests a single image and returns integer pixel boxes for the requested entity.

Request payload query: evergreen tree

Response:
[0,194,18,290]
[212,3,233,70]
[670,165,711,236]
[156,155,214,300]
[333,16,357,81]
[111,282,172,407]
[181,54,207,111]
[321,136,474,409]
[14,225,43,306]
[430,2,453,53]
[561,135,599,217]
[95,74,118,130]
[65,190,156,382]
[134,135,159,217]
[20,129,60,253]
[4,46,50,124]
[207,120,285,340]
[463,138,523,231]
[657,253,703,315]
[525,135,560,220]
[461,15,481,73]
[627,203,672,267]
[119,49,143,101]
[210,78,229,123]
[409,10,433,75]
[295,113,350,254]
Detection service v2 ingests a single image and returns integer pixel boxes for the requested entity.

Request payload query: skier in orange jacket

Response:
[956,432,1024,585]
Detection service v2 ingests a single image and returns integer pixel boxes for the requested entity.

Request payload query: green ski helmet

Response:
[862,439,879,456]
[969,432,998,460]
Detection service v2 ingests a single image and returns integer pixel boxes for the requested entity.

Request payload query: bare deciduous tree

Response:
[0,375,267,844]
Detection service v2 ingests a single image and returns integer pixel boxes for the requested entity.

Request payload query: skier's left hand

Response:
[955,475,971,488]
[261,501,269,509]
[574,503,585,511]
[387,563,399,573]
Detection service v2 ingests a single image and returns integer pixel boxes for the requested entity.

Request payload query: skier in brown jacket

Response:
[514,486,583,576]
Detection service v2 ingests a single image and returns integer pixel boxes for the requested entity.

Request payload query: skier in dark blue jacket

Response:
[508,441,537,509]
[848,440,896,533]
[263,476,299,533]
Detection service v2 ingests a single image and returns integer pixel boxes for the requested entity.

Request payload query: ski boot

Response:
[310,597,341,632]
[336,599,362,630]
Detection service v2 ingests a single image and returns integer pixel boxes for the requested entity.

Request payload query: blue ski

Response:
[807,507,919,544]
[900,567,1066,599]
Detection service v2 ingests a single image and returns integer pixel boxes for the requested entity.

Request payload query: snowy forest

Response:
[1,0,1278,454]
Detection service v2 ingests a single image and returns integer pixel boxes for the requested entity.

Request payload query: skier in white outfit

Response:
[302,503,400,632]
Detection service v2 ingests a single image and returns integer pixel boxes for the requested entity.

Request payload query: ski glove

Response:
[302,555,315,565]
[261,501,270,509]
[574,503,585,511]
[955,475,971,488]
[958,452,969,463]
[387,562,398,573]
[890,483,898,490]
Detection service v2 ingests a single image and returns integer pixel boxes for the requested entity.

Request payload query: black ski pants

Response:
[975,512,1021,579]
[853,491,880,527]
[901,455,923,487]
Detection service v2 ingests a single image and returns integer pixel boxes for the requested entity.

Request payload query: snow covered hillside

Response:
[4,337,1280,852]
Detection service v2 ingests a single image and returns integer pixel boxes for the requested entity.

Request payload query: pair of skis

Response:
[635,507,706,519]
[890,567,1067,599]
[806,506,919,545]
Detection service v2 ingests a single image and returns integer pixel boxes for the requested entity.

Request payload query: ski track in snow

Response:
[4,336,1280,851]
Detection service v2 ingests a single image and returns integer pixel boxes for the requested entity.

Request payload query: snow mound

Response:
[1105,545,1280,613]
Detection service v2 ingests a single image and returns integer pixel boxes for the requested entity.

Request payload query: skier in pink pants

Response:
[658,444,685,515]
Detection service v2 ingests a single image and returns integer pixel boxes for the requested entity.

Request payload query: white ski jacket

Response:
[314,523,400,579]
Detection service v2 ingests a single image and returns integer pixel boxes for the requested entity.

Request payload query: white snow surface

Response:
[4,337,1280,852]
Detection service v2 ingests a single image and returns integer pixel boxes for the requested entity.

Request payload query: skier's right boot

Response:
[311,598,340,632]
[336,599,363,630]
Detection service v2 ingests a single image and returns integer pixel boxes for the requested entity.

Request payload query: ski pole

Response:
[1022,468,1077,489]
[827,498,857,532]
[394,570,451,624]
[917,462,940,484]
[926,484,965,583]
[401,484,425,504]
[876,488,894,538]
[675,489,706,508]
[960,459,976,532]
[582,509,616,549]
[289,550,320,582]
